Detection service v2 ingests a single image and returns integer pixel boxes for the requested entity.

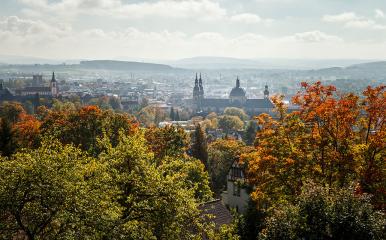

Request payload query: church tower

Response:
[50,72,58,97]
[193,73,199,101]
[193,73,204,112]
[264,84,269,99]
[199,73,204,100]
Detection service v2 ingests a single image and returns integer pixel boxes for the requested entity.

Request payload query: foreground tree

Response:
[99,131,212,239]
[246,82,385,208]
[259,183,385,240]
[0,102,26,155]
[191,124,209,170]
[208,139,253,195]
[243,121,258,146]
[38,105,137,156]
[145,125,189,159]
[0,140,118,239]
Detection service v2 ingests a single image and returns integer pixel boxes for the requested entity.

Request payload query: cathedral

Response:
[15,72,58,97]
[0,72,59,102]
[191,74,274,115]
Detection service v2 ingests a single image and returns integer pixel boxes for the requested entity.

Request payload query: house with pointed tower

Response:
[190,74,274,115]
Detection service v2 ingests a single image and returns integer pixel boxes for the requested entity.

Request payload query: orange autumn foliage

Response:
[12,113,41,148]
[246,82,385,208]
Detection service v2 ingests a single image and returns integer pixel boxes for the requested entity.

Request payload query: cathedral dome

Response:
[229,87,246,97]
[229,77,246,98]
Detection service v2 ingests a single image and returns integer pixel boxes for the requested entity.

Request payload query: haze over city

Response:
[1,0,386,61]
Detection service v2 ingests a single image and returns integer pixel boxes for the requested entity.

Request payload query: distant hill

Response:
[304,60,386,80]
[80,60,173,71]
[0,60,175,73]
[170,56,373,70]
[171,57,262,69]
[346,61,386,70]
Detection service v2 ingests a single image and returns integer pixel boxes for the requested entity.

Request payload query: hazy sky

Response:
[1,0,386,60]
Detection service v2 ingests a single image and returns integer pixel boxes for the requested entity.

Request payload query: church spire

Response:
[198,73,204,97]
[236,76,240,88]
[51,72,56,82]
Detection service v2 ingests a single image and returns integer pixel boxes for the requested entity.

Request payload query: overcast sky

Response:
[1,0,386,60]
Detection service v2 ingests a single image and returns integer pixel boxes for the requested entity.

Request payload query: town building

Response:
[189,74,275,115]
[15,72,58,97]
[0,80,13,101]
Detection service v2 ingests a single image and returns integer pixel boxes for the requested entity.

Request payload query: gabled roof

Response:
[19,87,51,92]
[0,88,12,96]
[202,98,230,107]
[201,98,274,109]
[199,199,232,229]
[245,99,274,108]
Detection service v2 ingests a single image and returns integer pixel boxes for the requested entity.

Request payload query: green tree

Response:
[218,115,244,134]
[145,125,189,159]
[259,183,385,240]
[243,121,258,146]
[208,139,253,195]
[99,131,212,239]
[0,102,25,156]
[224,107,249,121]
[191,124,209,170]
[39,105,137,156]
[0,140,119,240]
[0,101,25,124]
[109,96,122,110]
[170,107,175,121]
[0,118,15,156]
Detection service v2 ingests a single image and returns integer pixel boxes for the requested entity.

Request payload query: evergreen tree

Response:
[243,121,258,146]
[0,119,15,156]
[175,110,180,121]
[191,124,209,170]
[170,107,175,121]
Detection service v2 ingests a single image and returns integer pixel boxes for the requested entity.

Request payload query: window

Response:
[231,167,242,179]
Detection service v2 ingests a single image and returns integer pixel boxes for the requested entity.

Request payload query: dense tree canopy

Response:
[0,140,118,239]
[224,107,249,121]
[259,183,385,240]
[208,139,254,196]
[38,105,138,155]
[0,82,384,240]
[145,125,189,159]
[218,115,244,134]
[245,82,385,208]
[191,124,209,170]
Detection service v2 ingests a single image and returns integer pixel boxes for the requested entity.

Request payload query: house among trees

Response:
[221,160,250,213]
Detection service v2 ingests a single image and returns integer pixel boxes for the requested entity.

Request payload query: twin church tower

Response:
[193,73,204,106]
